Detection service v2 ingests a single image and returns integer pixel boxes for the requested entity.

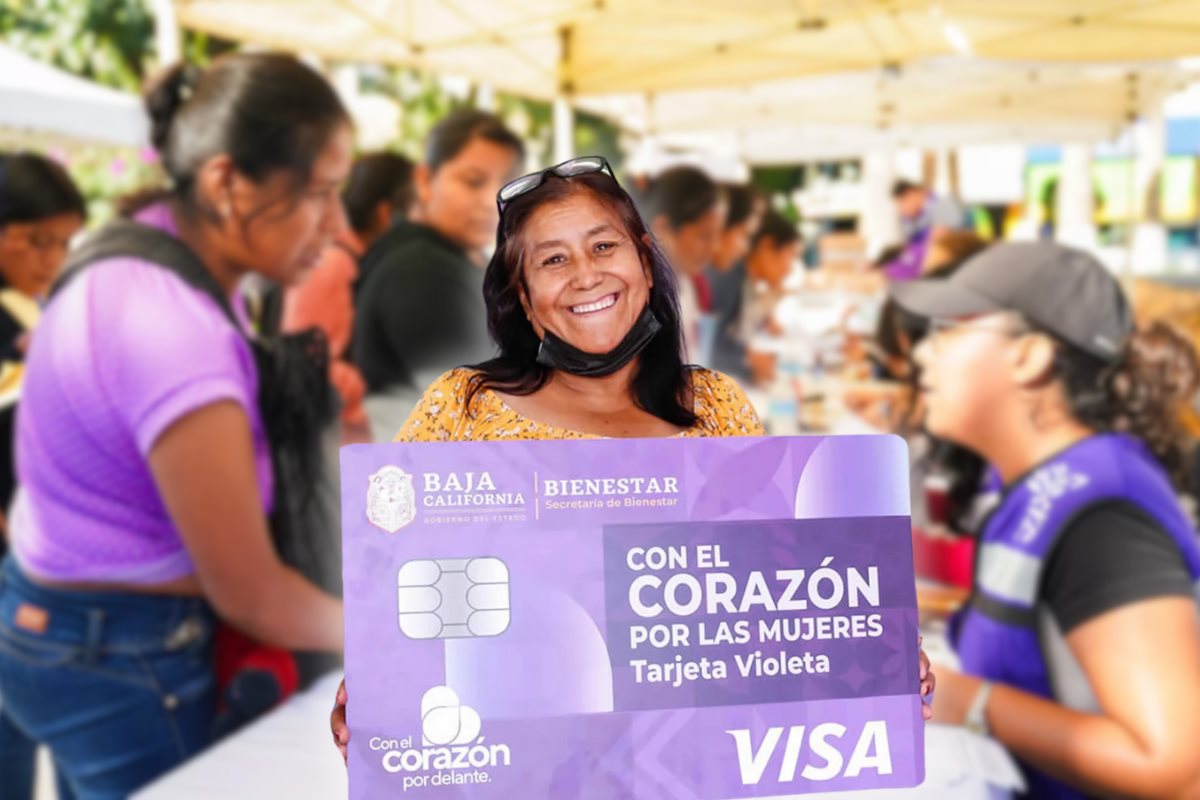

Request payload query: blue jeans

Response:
[0,703,35,799]
[0,708,74,800]
[0,558,215,800]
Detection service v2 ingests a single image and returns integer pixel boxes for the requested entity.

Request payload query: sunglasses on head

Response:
[496,156,616,214]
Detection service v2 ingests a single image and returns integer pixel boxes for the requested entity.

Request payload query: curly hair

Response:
[1053,320,1199,489]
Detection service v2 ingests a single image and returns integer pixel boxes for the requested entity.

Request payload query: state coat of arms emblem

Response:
[366,466,416,533]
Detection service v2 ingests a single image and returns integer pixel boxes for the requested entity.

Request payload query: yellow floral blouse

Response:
[395,367,765,443]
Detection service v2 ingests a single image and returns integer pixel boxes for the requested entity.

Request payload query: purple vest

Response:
[951,434,1200,800]
[884,225,931,282]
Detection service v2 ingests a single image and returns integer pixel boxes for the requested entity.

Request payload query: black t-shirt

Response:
[352,221,493,393]
[707,261,748,380]
[1040,500,1195,633]
[0,274,23,363]
[0,279,24,551]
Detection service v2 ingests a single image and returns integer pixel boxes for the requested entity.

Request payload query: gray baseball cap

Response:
[889,242,1133,363]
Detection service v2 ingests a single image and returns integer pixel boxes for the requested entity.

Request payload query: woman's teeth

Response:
[570,294,618,315]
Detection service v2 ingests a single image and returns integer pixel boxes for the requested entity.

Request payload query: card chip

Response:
[397,557,511,640]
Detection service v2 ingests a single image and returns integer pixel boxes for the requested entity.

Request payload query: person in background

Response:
[640,166,725,363]
[283,151,414,441]
[329,155,937,752]
[711,185,763,275]
[921,228,987,275]
[0,154,86,530]
[864,248,985,387]
[709,184,764,380]
[848,253,993,534]
[894,242,1200,799]
[0,152,85,800]
[739,210,801,386]
[352,110,523,441]
[1039,178,1058,241]
[0,54,347,799]
[885,179,968,282]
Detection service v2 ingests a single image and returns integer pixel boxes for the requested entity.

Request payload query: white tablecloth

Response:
[135,671,1021,800]
[134,672,349,800]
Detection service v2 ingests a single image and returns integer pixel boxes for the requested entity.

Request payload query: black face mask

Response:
[535,304,662,377]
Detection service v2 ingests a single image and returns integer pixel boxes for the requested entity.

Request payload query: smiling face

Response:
[516,190,653,355]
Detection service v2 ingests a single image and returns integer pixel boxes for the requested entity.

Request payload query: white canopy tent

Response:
[583,58,1196,164]
[578,56,1190,166]
[0,45,148,148]
[173,0,1200,98]
[168,1,1200,165]
[167,0,1200,271]
[625,120,1124,166]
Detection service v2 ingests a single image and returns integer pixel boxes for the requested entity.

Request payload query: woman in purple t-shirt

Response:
[0,54,349,798]
[0,152,86,800]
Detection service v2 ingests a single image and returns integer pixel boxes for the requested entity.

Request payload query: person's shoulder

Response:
[370,223,462,271]
[393,368,484,443]
[361,220,416,262]
[424,368,482,400]
[360,229,467,304]
[689,366,740,393]
[58,257,234,344]
[688,367,765,437]
[1041,499,1193,633]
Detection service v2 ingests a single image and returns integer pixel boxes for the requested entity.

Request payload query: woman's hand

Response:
[919,636,936,721]
[331,679,349,764]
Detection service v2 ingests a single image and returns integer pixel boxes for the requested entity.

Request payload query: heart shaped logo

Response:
[420,686,482,747]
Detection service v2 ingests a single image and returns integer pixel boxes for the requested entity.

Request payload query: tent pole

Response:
[554,24,575,163]
[861,150,899,260]
[1056,142,1099,251]
[475,83,496,112]
[553,98,575,163]
[1130,105,1168,275]
[152,0,182,66]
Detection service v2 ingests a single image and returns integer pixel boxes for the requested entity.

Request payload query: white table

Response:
[134,672,349,800]
[136,665,1021,799]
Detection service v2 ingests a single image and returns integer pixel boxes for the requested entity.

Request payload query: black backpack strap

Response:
[54,219,241,331]
[54,217,342,601]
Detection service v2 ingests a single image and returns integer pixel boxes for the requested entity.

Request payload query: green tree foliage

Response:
[1,0,234,90]
[358,64,623,170]
[1,0,154,90]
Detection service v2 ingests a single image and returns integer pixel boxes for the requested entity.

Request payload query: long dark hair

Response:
[1049,320,1199,490]
[0,153,86,226]
[342,152,414,234]
[124,53,350,219]
[465,171,697,427]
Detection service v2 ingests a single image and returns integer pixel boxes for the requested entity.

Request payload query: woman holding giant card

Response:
[892,242,1200,799]
[331,157,936,757]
